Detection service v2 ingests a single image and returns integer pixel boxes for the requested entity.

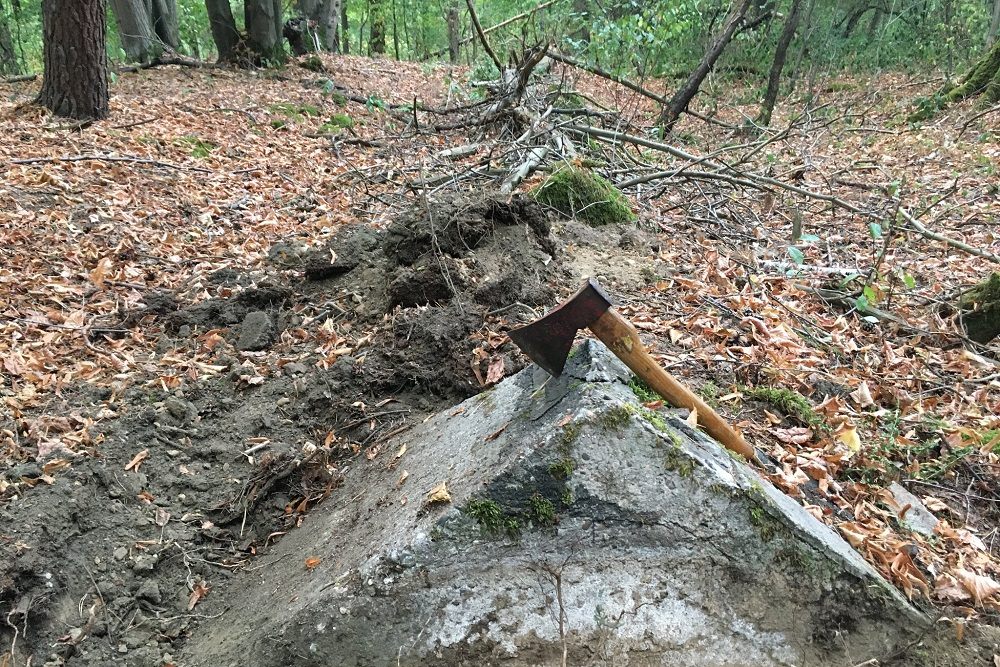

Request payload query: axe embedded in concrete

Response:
[509,278,756,461]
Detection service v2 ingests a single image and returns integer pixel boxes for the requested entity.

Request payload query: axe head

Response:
[508,278,614,377]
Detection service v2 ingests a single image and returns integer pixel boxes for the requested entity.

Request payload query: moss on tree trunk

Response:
[911,40,1000,121]
[959,272,1000,343]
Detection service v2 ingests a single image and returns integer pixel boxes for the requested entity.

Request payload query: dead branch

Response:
[465,0,503,72]
[2,73,37,84]
[10,154,213,173]
[568,124,1000,264]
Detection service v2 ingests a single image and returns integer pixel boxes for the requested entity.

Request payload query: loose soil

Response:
[0,192,660,666]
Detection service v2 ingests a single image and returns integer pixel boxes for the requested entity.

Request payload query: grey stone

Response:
[889,482,940,537]
[135,580,162,605]
[236,311,274,351]
[181,340,928,667]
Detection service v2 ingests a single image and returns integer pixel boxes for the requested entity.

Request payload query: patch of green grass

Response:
[176,136,216,158]
[270,119,287,129]
[743,386,818,426]
[532,164,635,226]
[268,102,322,122]
[464,498,521,538]
[319,113,354,132]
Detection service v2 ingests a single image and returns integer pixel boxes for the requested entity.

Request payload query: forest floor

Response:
[2,54,1000,665]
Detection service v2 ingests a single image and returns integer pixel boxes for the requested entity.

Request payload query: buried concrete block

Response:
[182,340,928,667]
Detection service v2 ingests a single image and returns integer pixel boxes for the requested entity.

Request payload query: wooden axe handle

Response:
[590,308,756,461]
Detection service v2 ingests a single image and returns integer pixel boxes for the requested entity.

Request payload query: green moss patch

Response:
[464,499,521,537]
[318,113,355,133]
[744,386,818,426]
[532,165,635,226]
[959,272,1000,343]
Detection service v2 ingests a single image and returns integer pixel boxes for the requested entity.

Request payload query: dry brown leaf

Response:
[956,568,1000,605]
[425,481,451,505]
[124,449,149,472]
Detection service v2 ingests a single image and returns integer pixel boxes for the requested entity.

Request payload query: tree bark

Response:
[205,0,240,61]
[758,0,803,126]
[151,0,179,50]
[658,0,753,132]
[0,6,21,75]
[446,4,460,62]
[110,0,157,62]
[910,39,1000,120]
[38,0,108,120]
[297,0,340,51]
[989,0,1000,46]
[245,0,284,62]
[338,0,348,53]
[369,0,386,54]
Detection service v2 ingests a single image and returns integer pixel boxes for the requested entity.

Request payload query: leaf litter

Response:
[0,54,999,663]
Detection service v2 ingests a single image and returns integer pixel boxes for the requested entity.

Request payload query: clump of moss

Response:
[549,458,574,480]
[744,386,817,425]
[959,272,1000,343]
[528,494,556,526]
[464,499,521,537]
[600,405,632,431]
[299,55,325,72]
[628,376,662,404]
[319,113,355,132]
[176,136,215,158]
[269,102,322,121]
[532,165,635,226]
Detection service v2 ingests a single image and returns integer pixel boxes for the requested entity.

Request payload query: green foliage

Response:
[532,165,635,226]
[464,498,521,537]
[269,103,322,120]
[628,376,662,403]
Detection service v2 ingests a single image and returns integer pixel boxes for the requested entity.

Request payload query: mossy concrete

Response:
[181,341,928,667]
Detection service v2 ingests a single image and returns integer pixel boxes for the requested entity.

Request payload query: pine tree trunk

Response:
[110,0,158,63]
[245,0,284,62]
[658,0,753,132]
[758,0,803,126]
[205,0,240,61]
[38,0,108,120]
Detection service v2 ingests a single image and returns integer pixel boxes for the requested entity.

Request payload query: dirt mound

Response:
[0,193,562,667]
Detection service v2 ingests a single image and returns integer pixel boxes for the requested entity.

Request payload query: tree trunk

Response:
[297,0,340,51]
[338,0,348,53]
[572,0,590,43]
[446,5,460,62]
[110,0,158,62]
[245,0,284,62]
[658,0,753,132]
[150,0,179,50]
[205,0,240,61]
[369,0,385,54]
[989,0,1000,46]
[0,8,21,75]
[910,39,1000,120]
[38,0,108,120]
[758,0,803,126]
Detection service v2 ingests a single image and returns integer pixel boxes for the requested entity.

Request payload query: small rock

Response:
[236,311,275,351]
[131,554,158,572]
[113,547,128,561]
[888,482,939,537]
[284,362,309,376]
[136,580,162,605]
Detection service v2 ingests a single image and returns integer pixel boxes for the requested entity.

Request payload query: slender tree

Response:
[658,0,753,132]
[38,0,108,119]
[0,1,21,75]
[758,0,803,126]
[369,0,386,54]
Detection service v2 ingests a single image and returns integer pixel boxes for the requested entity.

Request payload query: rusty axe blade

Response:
[507,278,614,377]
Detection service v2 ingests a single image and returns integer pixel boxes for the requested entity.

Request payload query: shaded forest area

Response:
[5,0,1000,665]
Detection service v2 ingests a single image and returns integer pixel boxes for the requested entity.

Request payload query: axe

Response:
[509,278,756,461]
